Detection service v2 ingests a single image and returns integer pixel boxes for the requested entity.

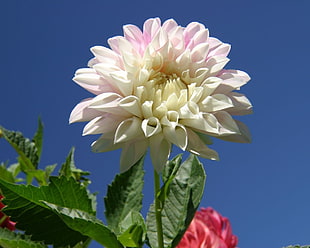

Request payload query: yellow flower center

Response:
[151,72,187,101]
[134,70,190,120]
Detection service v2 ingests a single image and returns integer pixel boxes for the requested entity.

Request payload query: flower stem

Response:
[154,169,164,248]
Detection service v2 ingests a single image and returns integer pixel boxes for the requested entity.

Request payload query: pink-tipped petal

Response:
[69,98,101,123]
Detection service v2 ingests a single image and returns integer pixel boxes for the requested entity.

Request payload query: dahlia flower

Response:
[176,207,238,248]
[70,18,252,172]
[0,195,16,231]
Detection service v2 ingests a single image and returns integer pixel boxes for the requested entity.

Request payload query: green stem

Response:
[154,169,164,248]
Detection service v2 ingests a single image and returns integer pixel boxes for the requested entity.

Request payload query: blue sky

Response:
[1,1,310,247]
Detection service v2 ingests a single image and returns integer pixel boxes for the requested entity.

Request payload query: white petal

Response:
[184,22,207,48]
[69,98,101,123]
[207,42,231,59]
[200,77,222,97]
[73,73,103,85]
[89,93,130,116]
[141,117,161,137]
[138,68,150,85]
[189,86,204,103]
[91,133,121,153]
[82,114,124,135]
[208,37,222,50]
[143,18,161,42]
[162,19,178,33]
[203,113,221,134]
[119,95,142,117]
[90,46,120,65]
[215,70,251,94]
[107,36,122,55]
[73,73,109,95]
[217,120,251,143]
[175,50,191,72]
[214,111,240,135]
[201,94,234,112]
[120,139,148,172]
[160,110,179,129]
[151,28,169,51]
[153,102,168,120]
[141,101,153,119]
[123,24,144,45]
[186,129,219,160]
[190,43,209,62]
[110,71,133,96]
[180,115,218,135]
[179,101,200,119]
[114,117,143,143]
[226,92,253,116]
[177,90,188,108]
[166,93,179,110]
[163,124,188,150]
[75,68,96,75]
[205,56,230,75]
[118,39,140,72]
[149,133,171,172]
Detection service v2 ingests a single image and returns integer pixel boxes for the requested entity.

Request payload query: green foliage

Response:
[104,157,145,233]
[0,126,38,171]
[32,118,44,164]
[117,211,146,248]
[161,154,183,184]
[0,120,215,248]
[59,147,91,187]
[0,228,47,248]
[0,120,54,185]
[43,202,123,248]
[0,176,95,247]
[0,163,22,183]
[146,155,206,248]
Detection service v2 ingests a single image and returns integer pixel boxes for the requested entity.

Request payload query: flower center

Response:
[134,70,190,120]
[150,72,187,101]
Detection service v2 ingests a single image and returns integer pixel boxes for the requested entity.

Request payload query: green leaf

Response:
[59,147,91,187]
[60,147,76,177]
[162,154,183,184]
[25,169,46,185]
[160,154,183,204]
[146,155,206,248]
[0,126,38,171]
[6,163,22,180]
[104,156,145,233]
[0,176,95,247]
[117,211,146,247]
[32,118,44,164]
[0,228,47,248]
[43,202,123,248]
[0,163,17,183]
[44,164,57,178]
[59,148,95,211]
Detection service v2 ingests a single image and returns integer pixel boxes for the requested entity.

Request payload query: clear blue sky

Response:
[1,1,310,247]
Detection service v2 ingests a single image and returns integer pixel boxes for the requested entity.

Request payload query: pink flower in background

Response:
[0,195,16,231]
[177,207,238,248]
[70,18,252,172]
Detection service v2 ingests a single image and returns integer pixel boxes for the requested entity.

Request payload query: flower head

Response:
[177,207,238,248]
[70,18,252,172]
[0,195,16,231]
